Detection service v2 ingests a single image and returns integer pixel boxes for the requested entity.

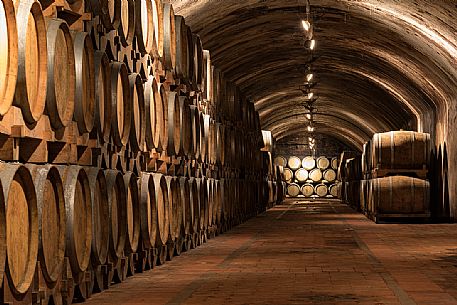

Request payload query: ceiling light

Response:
[307,92,314,100]
[306,113,312,120]
[302,20,311,31]
[309,39,316,50]
[306,73,313,82]
[307,126,314,132]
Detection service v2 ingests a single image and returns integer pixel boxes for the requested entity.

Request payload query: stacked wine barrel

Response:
[274,155,339,198]
[0,0,278,304]
[342,131,431,223]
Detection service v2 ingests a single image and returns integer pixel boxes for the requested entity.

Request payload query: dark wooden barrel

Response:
[150,0,163,58]
[206,178,214,226]
[94,51,111,143]
[362,141,371,174]
[45,18,75,129]
[151,173,169,247]
[316,156,330,170]
[110,62,131,147]
[135,0,154,54]
[124,172,140,254]
[86,168,109,267]
[202,50,212,102]
[331,157,338,170]
[191,34,203,90]
[174,15,189,79]
[287,183,300,197]
[14,0,47,124]
[329,184,339,198]
[274,156,287,167]
[323,169,336,182]
[57,166,92,283]
[26,165,65,288]
[196,177,208,231]
[372,131,430,170]
[104,170,127,265]
[178,177,191,236]
[216,123,225,165]
[369,176,430,215]
[98,0,120,31]
[72,31,95,134]
[314,184,328,197]
[143,76,164,150]
[189,105,201,160]
[117,0,135,47]
[167,91,181,156]
[162,3,176,70]
[220,179,229,223]
[188,177,200,234]
[178,96,191,156]
[139,173,157,249]
[165,176,181,241]
[158,83,168,152]
[128,73,146,153]
[0,0,17,116]
[214,180,222,226]
[200,113,209,162]
[0,163,38,295]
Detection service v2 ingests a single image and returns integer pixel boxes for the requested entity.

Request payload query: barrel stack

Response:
[273,155,339,198]
[345,131,431,223]
[0,0,278,304]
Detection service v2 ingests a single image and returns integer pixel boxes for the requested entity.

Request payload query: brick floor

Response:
[84,199,457,305]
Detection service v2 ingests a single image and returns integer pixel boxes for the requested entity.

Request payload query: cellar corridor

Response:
[84,199,457,305]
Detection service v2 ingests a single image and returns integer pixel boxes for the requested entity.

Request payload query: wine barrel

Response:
[151,173,169,246]
[360,180,369,212]
[206,178,214,226]
[174,15,189,79]
[0,0,17,115]
[0,164,38,295]
[45,18,75,129]
[316,156,330,170]
[110,62,131,147]
[189,105,201,160]
[283,168,293,183]
[301,183,314,197]
[216,123,225,165]
[370,176,430,215]
[178,177,191,236]
[162,3,176,70]
[124,172,140,254]
[329,184,339,197]
[261,130,273,152]
[274,156,287,167]
[362,141,371,174]
[117,0,135,47]
[302,156,315,170]
[295,168,309,183]
[188,177,200,234]
[86,168,109,267]
[323,169,336,182]
[214,180,222,226]
[14,0,47,124]
[202,50,212,102]
[165,176,181,241]
[372,131,430,170]
[94,51,111,143]
[158,83,168,152]
[150,0,163,58]
[309,168,323,182]
[345,157,362,181]
[192,34,203,90]
[196,177,208,231]
[26,165,65,287]
[167,91,181,156]
[315,184,328,197]
[178,96,191,156]
[135,0,154,54]
[72,31,95,134]
[139,173,157,249]
[288,156,301,170]
[220,179,230,223]
[95,0,119,30]
[331,157,338,170]
[287,183,300,197]
[128,73,146,152]
[143,76,163,150]
[57,166,92,283]
[104,170,127,264]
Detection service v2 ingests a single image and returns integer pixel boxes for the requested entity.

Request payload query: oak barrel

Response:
[124,172,140,254]
[72,31,95,134]
[287,156,301,170]
[45,18,75,129]
[174,15,189,79]
[178,96,191,156]
[323,169,336,182]
[202,50,212,102]
[0,163,38,295]
[151,173,169,246]
[287,183,300,197]
[189,105,201,160]
[14,0,47,124]
[162,3,176,70]
[283,168,293,183]
[301,183,314,197]
[128,73,146,152]
[206,178,214,226]
[178,177,191,236]
[196,177,208,231]
[200,113,210,162]
[274,156,287,167]
[369,176,430,215]
[144,76,163,150]
[191,34,203,90]
[139,173,157,249]
[309,168,323,182]
[94,51,111,143]
[110,62,131,147]
[329,184,339,197]
[371,131,430,170]
[302,156,315,170]
[57,166,92,283]
[295,168,308,183]
[104,170,127,264]
[86,168,109,266]
[167,91,181,156]
[0,0,17,115]
[316,156,330,170]
[26,165,65,288]
[216,123,225,165]
[331,157,338,170]
[214,180,222,226]
[150,0,163,58]
[165,176,181,241]
[188,177,200,234]
[117,0,135,47]
[314,184,328,197]
[157,83,168,152]
[135,0,154,54]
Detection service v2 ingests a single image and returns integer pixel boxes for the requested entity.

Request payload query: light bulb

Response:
[307,92,314,100]
[306,73,313,82]
[302,20,311,31]
[306,113,312,120]
[309,39,316,50]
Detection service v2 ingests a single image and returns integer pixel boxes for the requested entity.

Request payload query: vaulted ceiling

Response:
[171,0,457,150]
